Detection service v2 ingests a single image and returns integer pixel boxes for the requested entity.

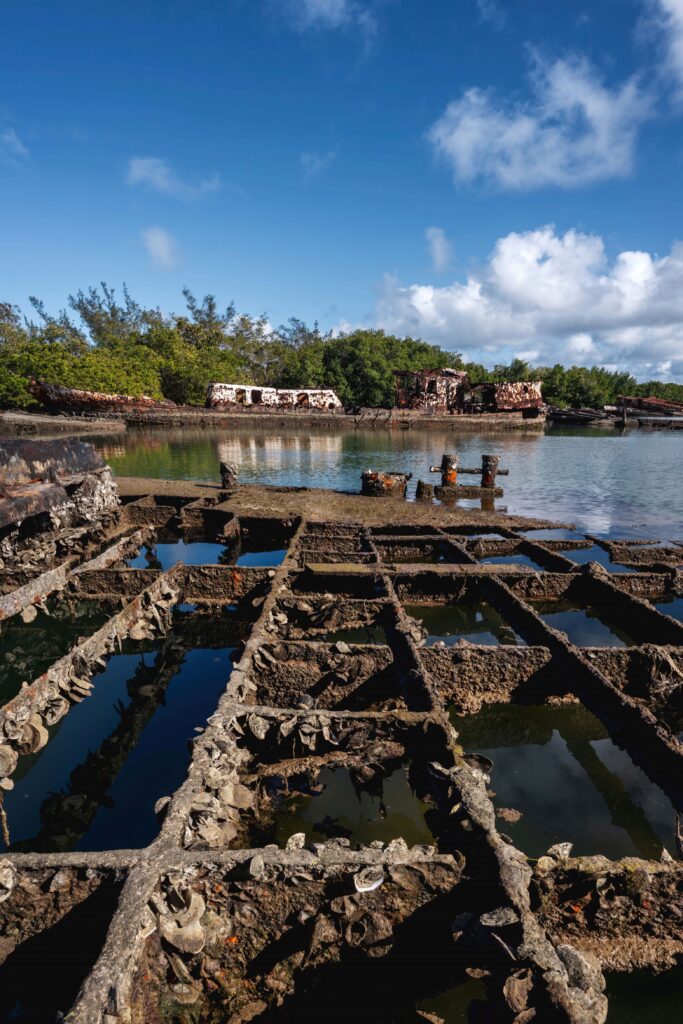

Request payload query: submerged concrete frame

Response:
[0,481,682,1023]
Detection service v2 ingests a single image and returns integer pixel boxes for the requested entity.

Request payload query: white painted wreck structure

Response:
[206,382,343,411]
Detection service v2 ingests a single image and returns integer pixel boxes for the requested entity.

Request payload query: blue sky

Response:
[2,0,683,378]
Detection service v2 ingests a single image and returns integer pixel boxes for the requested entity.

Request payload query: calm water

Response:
[453,703,677,859]
[264,765,433,848]
[403,600,524,646]
[4,645,235,851]
[531,599,637,647]
[96,423,683,538]
[128,540,287,570]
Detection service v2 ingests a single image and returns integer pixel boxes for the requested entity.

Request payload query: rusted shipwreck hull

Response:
[29,380,177,416]
[619,394,683,417]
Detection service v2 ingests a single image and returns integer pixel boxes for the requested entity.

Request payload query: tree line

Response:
[1,285,682,411]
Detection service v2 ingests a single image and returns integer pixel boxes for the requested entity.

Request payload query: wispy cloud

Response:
[425,226,453,272]
[427,55,652,190]
[300,145,340,178]
[276,0,376,38]
[127,157,221,200]
[474,0,506,29]
[1,127,29,165]
[141,226,179,270]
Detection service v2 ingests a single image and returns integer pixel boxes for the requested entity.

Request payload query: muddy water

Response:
[605,968,683,1022]
[264,765,433,848]
[530,598,637,647]
[323,624,389,644]
[452,703,677,859]
[479,552,546,569]
[0,596,115,705]
[415,977,487,1021]
[403,600,524,646]
[3,644,236,852]
[97,423,683,538]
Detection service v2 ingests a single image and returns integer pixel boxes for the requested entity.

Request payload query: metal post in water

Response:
[481,455,500,488]
[415,480,435,500]
[429,453,458,487]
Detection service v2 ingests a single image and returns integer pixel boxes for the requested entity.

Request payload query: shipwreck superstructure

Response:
[0,439,682,1021]
[206,382,343,411]
[394,369,545,417]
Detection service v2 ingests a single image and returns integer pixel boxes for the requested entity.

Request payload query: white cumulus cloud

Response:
[374,225,683,381]
[425,226,453,272]
[141,227,179,271]
[127,157,221,200]
[427,56,652,190]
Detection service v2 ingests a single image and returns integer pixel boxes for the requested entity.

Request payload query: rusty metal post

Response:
[481,455,500,488]
[429,454,458,487]
[415,480,435,500]
[361,470,412,497]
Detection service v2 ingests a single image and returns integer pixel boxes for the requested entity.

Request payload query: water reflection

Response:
[127,540,287,570]
[403,601,524,646]
[655,596,683,623]
[264,765,433,848]
[3,644,236,852]
[0,597,115,706]
[98,424,683,538]
[452,703,676,859]
[531,599,636,647]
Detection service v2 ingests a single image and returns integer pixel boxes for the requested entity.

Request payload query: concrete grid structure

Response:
[0,446,682,1021]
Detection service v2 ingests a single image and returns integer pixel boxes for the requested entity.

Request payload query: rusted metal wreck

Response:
[0,439,682,1022]
[394,369,545,417]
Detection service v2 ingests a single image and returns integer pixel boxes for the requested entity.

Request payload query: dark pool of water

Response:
[323,624,389,644]
[265,765,433,848]
[403,601,524,646]
[0,597,114,706]
[531,598,636,647]
[480,553,546,569]
[416,977,487,1022]
[560,545,636,573]
[97,424,683,540]
[0,881,121,1024]
[605,968,683,1022]
[452,703,677,859]
[655,596,683,623]
[235,548,287,566]
[4,645,234,852]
